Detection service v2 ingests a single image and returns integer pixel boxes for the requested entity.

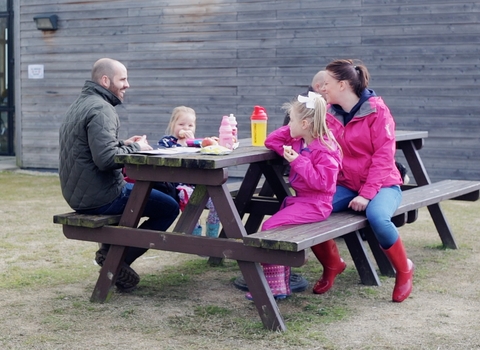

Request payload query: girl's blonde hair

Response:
[165,106,196,135]
[282,93,340,152]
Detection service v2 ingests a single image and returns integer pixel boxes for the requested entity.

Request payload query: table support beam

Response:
[399,139,457,249]
[237,260,286,331]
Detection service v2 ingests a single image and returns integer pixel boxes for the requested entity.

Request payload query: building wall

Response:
[16,0,480,181]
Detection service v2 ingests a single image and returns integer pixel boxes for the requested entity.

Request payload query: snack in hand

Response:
[283,145,292,152]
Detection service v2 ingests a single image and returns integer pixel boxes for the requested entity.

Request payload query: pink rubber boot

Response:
[246,264,290,300]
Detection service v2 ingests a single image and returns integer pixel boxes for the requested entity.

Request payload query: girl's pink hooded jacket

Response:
[326,96,403,200]
[263,125,342,228]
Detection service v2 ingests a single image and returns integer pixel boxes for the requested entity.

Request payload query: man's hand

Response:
[124,135,143,145]
[125,135,152,151]
[348,195,370,212]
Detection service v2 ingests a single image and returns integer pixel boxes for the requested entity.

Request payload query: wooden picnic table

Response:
[112,130,437,332]
[59,130,465,332]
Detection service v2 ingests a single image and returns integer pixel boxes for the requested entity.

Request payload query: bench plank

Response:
[53,212,122,228]
[243,180,480,252]
[244,211,368,251]
[61,225,307,267]
[398,180,480,211]
[52,182,254,229]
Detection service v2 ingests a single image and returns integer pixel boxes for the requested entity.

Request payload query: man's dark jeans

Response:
[78,183,180,264]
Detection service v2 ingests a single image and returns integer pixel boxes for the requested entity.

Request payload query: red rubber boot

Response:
[382,238,414,302]
[311,240,346,294]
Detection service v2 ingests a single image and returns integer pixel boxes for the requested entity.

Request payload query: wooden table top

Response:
[115,130,428,170]
[395,130,428,142]
[116,139,277,169]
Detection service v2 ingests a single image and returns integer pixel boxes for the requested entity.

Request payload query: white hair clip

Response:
[297,91,318,109]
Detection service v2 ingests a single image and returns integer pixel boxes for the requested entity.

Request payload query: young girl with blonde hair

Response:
[246,92,343,300]
[159,106,197,147]
[158,106,220,237]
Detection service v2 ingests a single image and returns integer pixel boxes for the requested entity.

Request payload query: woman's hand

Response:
[348,195,370,212]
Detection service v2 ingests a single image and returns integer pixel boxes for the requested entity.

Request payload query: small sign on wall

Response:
[28,64,45,79]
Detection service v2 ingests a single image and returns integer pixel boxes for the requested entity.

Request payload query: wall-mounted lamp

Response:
[33,14,59,31]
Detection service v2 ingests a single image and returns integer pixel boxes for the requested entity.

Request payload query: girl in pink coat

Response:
[246,92,342,300]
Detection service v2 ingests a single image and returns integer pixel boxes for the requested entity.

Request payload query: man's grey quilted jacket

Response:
[59,80,140,210]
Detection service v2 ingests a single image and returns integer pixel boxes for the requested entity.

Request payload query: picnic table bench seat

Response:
[53,212,122,228]
[53,179,480,300]
[243,179,480,283]
[53,180,261,228]
[243,179,480,252]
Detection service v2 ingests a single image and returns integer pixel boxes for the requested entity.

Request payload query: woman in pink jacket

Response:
[246,92,342,300]
[319,58,414,302]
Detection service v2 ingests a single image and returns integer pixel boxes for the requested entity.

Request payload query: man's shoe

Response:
[95,249,140,292]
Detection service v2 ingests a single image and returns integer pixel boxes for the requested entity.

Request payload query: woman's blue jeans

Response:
[332,185,402,249]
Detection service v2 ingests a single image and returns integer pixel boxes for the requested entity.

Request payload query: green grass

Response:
[2,170,480,349]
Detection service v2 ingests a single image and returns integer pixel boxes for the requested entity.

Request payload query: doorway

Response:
[0,0,14,155]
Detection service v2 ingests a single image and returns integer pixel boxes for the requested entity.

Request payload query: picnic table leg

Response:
[174,185,209,234]
[427,205,457,249]
[259,162,291,202]
[90,245,127,302]
[343,231,381,286]
[244,181,274,233]
[234,163,267,234]
[208,164,264,265]
[91,180,153,302]
[206,183,286,330]
[238,260,286,331]
[400,140,458,249]
[362,226,396,277]
[118,180,152,227]
[242,162,290,234]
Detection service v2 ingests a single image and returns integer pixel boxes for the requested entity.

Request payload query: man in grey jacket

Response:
[59,58,179,292]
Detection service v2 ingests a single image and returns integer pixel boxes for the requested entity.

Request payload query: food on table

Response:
[200,145,232,155]
[201,137,219,147]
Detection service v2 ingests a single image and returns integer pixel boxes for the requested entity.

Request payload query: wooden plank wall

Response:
[17,0,480,181]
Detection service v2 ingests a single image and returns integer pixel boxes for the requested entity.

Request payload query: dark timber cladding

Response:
[18,0,480,181]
